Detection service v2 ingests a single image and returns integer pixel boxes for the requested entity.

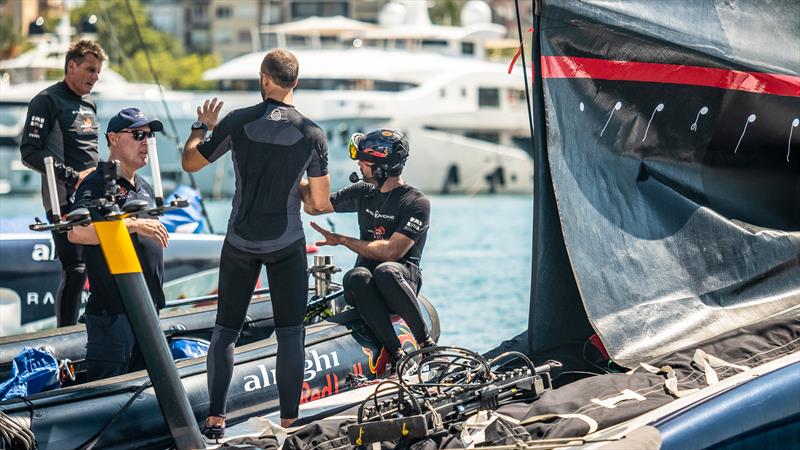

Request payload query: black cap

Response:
[106,108,164,134]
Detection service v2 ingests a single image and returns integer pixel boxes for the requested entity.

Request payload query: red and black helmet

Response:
[348,129,409,177]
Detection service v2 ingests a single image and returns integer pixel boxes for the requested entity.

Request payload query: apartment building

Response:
[144,0,388,61]
[0,0,65,37]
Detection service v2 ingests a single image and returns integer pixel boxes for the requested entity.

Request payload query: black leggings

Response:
[343,262,429,353]
[207,239,308,420]
[51,230,86,327]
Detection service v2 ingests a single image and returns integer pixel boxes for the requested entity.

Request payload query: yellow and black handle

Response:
[31,160,204,449]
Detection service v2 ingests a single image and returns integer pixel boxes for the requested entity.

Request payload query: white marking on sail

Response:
[642,103,664,142]
[788,118,799,162]
[690,106,709,132]
[600,102,622,136]
[734,114,757,153]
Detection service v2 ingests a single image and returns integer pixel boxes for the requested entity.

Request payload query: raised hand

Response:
[197,97,224,131]
[310,221,344,247]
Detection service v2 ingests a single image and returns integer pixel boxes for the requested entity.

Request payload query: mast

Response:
[526,0,590,356]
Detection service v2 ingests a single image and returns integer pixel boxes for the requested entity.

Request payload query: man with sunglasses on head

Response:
[182,48,329,439]
[19,40,107,327]
[68,108,169,381]
[302,129,435,374]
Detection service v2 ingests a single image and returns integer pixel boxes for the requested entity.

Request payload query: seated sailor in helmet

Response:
[301,129,435,370]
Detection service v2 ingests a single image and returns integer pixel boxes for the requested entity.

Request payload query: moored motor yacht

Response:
[202,0,535,195]
[1,1,534,197]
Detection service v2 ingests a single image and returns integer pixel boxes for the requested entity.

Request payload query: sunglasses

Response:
[118,130,156,141]
[348,133,363,160]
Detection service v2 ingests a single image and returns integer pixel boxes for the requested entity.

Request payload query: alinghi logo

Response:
[243,349,340,392]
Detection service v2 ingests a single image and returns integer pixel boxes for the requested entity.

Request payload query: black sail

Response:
[531,0,800,366]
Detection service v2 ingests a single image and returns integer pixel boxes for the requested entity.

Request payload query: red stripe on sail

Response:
[541,56,800,97]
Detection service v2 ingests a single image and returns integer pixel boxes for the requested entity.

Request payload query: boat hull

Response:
[0,295,275,381]
[0,295,439,450]
[0,233,224,336]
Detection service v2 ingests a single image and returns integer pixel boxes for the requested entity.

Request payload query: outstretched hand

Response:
[197,97,224,131]
[310,221,344,247]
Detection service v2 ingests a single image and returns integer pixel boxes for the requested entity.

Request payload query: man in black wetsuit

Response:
[182,48,330,438]
[19,40,107,327]
[68,108,168,380]
[303,129,435,372]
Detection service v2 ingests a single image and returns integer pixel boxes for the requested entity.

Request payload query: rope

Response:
[0,410,36,450]
[76,380,152,450]
[121,0,215,233]
[513,0,536,149]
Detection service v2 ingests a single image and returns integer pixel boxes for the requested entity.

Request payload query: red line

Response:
[541,56,800,97]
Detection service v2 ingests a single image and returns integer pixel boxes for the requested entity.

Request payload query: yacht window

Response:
[373,80,416,92]
[465,131,500,144]
[461,88,467,97]
[219,79,260,91]
[440,88,446,98]
[512,136,533,155]
[461,42,475,55]
[287,35,309,47]
[478,88,500,107]
[508,89,526,103]
[320,36,339,48]
[291,2,349,19]
[421,39,448,51]
[296,78,417,92]
[216,6,232,18]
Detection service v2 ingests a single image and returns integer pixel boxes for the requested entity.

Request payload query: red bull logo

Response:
[300,373,339,404]
[360,322,417,376]
[362,147,388,158]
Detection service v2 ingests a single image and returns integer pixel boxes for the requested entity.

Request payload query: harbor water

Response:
[0,193,532,353]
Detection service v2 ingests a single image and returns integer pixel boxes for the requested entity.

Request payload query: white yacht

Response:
[0,11,206,195]
[1,0,533,196]
[0,72,199,194]
[203,0,534,195]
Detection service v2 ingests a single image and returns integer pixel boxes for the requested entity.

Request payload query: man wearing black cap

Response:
[19,40,107,327]
[68,108,169,381]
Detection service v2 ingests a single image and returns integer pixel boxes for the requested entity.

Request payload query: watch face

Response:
[191,121,205,129]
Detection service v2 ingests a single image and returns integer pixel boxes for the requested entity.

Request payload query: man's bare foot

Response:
[281,417,296,428]
[202,416,226,443]
[207,415,225,427]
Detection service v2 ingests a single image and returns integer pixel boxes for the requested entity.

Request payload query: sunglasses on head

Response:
[118,130,156,141]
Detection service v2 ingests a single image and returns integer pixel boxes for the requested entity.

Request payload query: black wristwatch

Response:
[191,121,208,132]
